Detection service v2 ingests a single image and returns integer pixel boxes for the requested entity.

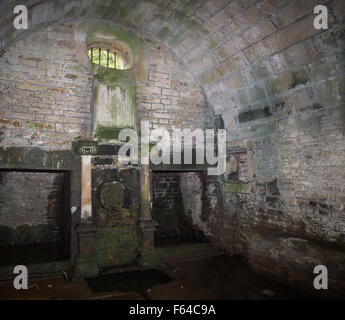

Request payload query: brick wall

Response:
[152,172,180,210]
[152,172,181,238]
[0,171,65,246]
[152,171,221,241]
[0,22,210,148]
[0,1,342,243]
[136,44,211,132]
[0,23,93,149]
[0,0,344,291]
[213,1,345,245]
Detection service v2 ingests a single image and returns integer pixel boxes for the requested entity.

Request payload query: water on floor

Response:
[0,254,319,299]
[87,270,173,297]
[153,255,313,300]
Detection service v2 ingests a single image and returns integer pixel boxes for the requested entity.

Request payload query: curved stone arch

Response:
[1,0,343,127]
[0,16,213,148]
[0,0,227,121]
[0,1,209,90]
[0,0,218,123]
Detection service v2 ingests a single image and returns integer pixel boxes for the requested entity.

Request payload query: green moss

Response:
[186,18,204,34]
[152,208,179,237]
[118,0,136,20]
[95,125,126,140]
[0,224,55,246]
[156,26,171,41]
[336,51,345,62]
[81,7,89,17]
[93,67,136,138]
[181,0,204,14]
[224,182,252,193]
[93,66,133,86]
[74,255,99,278]
[64,5,78,18]
[149,142,156,152]
[173,10,187,24]
[107,81,136,124]
[91,0,110,18]
[110,87,122,120]
[290,69,309,89]
[168,29,187,46]
[322,27,345,47]
[94,226,139,268]
[207,38,219,50]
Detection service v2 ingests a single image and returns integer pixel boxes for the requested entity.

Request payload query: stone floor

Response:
[0,255,319,300]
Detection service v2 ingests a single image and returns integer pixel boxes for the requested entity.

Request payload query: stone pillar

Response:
[74,223,99,279]
[139,121,157,255]
[74,154,98,279]
[140,163,151,221]
[139,163,157,254]
[81,155,92,220]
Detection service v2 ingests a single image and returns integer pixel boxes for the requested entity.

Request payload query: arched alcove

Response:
[0,0,344,297]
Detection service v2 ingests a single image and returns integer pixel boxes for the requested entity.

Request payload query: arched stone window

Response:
[86,40,132,70]
[84,37,137,140]
[87,47,130,70]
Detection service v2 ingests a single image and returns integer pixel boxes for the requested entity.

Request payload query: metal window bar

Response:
[114,51,116,69]
[91,48,93,63]
[107,49,109,68]
[99,48,101,66]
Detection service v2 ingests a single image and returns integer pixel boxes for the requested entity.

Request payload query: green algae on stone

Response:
[0,224,56,246]
[93,75,136,138]
[95,125,125,140]
[94,226,140,268]
[224,182,252,193]
[156,26,171,41]
[290,68,309,89]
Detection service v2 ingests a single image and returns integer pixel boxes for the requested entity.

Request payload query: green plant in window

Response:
[87,48,128,70]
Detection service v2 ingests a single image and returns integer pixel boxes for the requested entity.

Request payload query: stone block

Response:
[216,52,249,77]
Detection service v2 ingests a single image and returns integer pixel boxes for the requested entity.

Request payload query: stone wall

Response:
[136,43,211,132]
[0,21,210,149]
[0,171,65,246]
[0,23,93,149]
[0,147,81,262]
[91,146,141,268]
[215,6,345,245]
[152,171,221,242]
[0,0,344,291]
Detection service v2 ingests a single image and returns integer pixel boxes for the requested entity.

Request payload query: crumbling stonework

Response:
[0,0,344,295]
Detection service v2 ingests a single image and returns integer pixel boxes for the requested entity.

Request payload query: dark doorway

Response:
[0,169,71,266]
[151,171,207,247]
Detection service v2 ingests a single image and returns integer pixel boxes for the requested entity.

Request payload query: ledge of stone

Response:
[239,225,345,297]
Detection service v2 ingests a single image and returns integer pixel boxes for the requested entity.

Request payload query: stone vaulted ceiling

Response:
[0,0,344,129]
